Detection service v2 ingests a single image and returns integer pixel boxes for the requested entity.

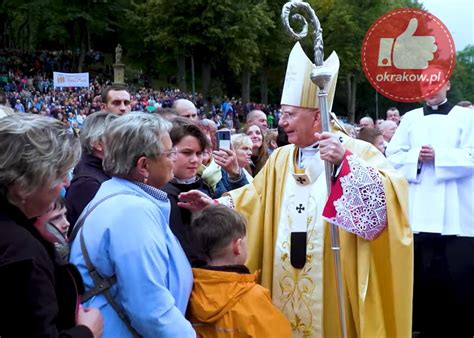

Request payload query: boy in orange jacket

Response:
[188,205,292,338]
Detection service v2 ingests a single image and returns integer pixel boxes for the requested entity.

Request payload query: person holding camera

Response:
[162,118,248,265]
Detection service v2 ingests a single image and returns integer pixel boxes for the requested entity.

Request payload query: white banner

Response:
[53,72,89,88]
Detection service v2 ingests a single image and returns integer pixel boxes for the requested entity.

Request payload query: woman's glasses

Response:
[162,147,178,160]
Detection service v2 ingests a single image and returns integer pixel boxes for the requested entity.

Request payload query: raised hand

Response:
[213,148,240,177]
[178,190,215,212]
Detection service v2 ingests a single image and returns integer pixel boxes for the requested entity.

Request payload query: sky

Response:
[421,0,473,51]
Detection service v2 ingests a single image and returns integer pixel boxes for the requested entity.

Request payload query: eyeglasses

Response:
[279,111,297,120]
[163,147,178,160]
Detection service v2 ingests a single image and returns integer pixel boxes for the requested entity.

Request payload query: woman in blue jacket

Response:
[69,113,196,338]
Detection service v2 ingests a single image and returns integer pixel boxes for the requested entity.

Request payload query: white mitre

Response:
[281,42,339,110]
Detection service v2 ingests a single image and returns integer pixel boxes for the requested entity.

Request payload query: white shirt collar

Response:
[298,142,319,168]
[427,98,448,110]
[174,176,198,184]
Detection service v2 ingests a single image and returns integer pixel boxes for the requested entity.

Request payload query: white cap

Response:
[281,42,339,110]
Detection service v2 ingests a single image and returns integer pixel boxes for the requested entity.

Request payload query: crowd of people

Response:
[0,41,473,338]
[0,48,282,133]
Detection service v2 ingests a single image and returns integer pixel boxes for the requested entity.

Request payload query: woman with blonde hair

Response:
[231,133,254,183]
[264,128,279,154]
[0,114,103,338]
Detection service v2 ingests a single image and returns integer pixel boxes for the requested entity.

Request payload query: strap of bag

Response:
[70,191,131,243]
[80,231,141,338]
[76,191,143,338]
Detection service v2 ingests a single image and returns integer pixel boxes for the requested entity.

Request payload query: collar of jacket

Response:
[423,101,454,116]
[170,176,205,191]
[199,264,251,274]
[0,194,34,227]
[81,152,108,173]
[0,194,58,261]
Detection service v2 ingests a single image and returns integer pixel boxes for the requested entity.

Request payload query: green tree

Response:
[1,0,133,71]
[128,0,273,102]
[47,0,132,71]
[0,0,52,49]
[297,0,422,122]
[129,0,206,91]
[449,45,474,104]
[256,0,292,104]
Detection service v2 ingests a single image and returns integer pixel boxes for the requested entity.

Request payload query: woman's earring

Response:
[143,175,148,185]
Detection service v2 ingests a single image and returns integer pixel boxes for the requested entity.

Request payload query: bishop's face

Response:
[279,105,321,147]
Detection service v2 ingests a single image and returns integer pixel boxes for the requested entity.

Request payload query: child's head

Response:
[44,197,70,240]
[191,205,247,265]
[35,196,69,245]
[169,117,210,179]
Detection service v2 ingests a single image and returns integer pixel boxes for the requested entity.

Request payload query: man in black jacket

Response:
[66,112,117,234]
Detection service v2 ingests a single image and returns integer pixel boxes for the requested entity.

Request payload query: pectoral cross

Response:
[296,176,306,184]
[296,204,305,214]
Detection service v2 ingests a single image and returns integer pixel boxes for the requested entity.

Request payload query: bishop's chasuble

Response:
[227,129,413,338]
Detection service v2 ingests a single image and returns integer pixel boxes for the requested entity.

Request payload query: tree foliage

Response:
[300,0,423,121]
[449,45,474,104]
[129,0,274,99]
[1,0,130,70]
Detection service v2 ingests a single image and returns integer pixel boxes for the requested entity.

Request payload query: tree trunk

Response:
[77,19,88,72]
[1,16,9,49]
[260,69,268,105]
[241,69,251,105]
[346,74,356,123]
[68,22,76,71]
[87,23,91,51]
[17,18,28,50]
[5,20,11,48]
[177,54,186,92]
[0,19,4,48]
[26,11,31,50]
[27,8,35,50]
[191,54,195,100]
[351,76,357,123]
[201,62,211,97]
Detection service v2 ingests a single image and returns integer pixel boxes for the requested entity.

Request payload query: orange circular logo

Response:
[361,8,456,102]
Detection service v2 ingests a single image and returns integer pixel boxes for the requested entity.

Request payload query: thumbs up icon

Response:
[377,18,438,69]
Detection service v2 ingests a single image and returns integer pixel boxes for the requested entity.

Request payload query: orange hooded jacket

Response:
[188,267,292,338]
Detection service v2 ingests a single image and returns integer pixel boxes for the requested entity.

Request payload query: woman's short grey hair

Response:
[0,114,81,196]
[103,112,172,177]
[231,133,252,150]
[80,111,118,154]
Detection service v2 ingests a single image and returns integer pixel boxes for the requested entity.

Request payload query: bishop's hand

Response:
[178,190,215,212]
[315,132,345,166]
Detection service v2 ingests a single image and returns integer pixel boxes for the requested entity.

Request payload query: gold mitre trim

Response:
[281,42,339,110]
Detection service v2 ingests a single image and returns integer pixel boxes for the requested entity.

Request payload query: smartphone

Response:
[216,130,232,150]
